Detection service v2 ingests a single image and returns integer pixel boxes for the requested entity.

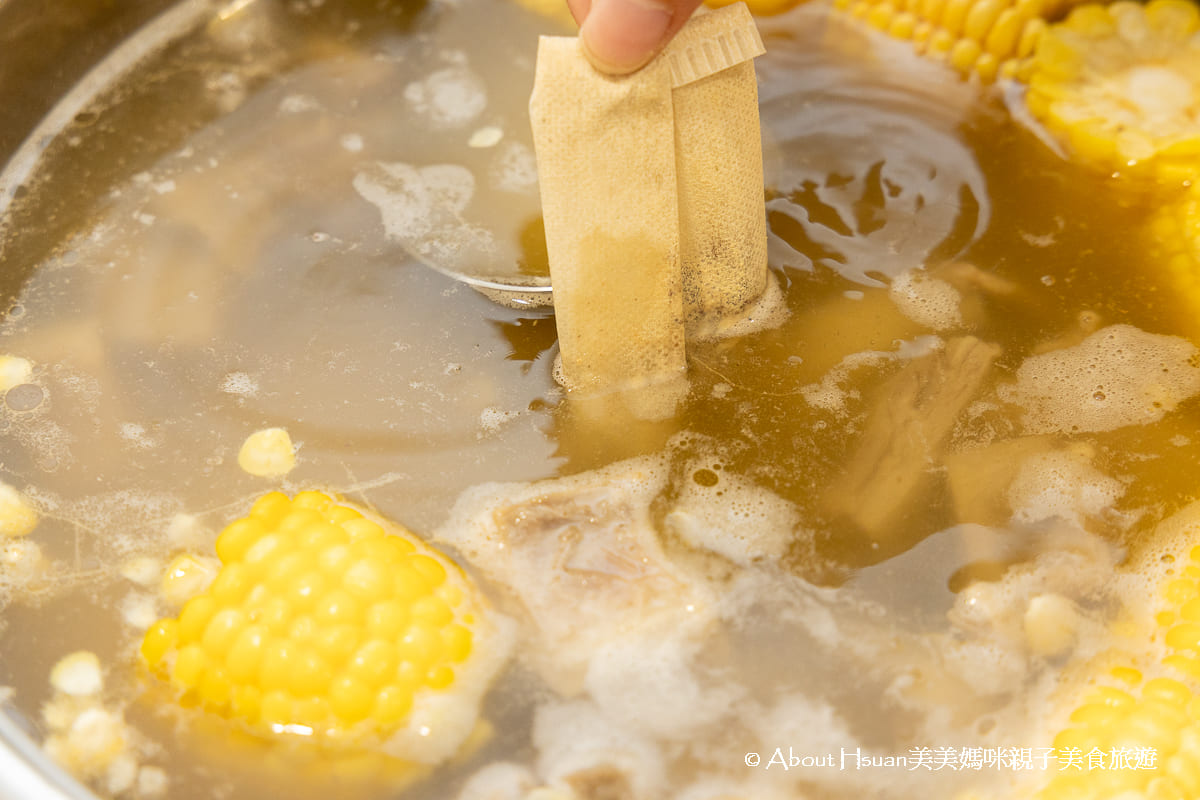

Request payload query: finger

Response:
[579,0,704,75]
[566,0,591,26]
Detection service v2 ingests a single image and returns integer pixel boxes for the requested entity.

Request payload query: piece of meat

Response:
[823,336,1002,539]
[436,457,713,693]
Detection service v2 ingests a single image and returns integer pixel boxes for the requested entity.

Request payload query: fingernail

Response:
[579,0,673,75]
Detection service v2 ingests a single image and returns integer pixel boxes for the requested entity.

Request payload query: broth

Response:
[1,1,1198,799]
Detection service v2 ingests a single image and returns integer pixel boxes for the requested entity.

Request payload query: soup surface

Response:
[1,1,1199,799]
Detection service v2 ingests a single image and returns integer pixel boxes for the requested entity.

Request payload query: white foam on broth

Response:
[0,2,1198,800]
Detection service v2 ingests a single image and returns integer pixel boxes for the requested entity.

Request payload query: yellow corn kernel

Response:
[963,0,1004,41]
[888,10,919,37]
[1167,578,1200,606]
[1110,666,1142,685]
[939,0,973,35]
[1167,622,1200,652]
[1016,17,1045,58]
[1149,184,1200,339]
[50,652,104,697]
[949,37,983,75]
[1068,700,1126,727]
[0,355,33,391]
[441,625,473,662]
[974,52,999,82]
[141,620,179,669]
[178,595,219,643]
[141,491,512,765]
[425,666,455,690]
[1166,654,1200,682]
[866,2,897,29]
[0,483,38,539]
[705,0,808,14]
[1146,0,1200,36]
[237,428,296,478]
[162,553,219,608]
[984,8,1022,56]
[830,0,1091,84]
[171,644,207,689]
[373,686,413,726]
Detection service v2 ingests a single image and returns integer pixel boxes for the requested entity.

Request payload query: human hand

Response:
[566,0,706,75]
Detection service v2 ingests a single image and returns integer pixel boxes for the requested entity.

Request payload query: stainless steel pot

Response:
[1,2,174,797]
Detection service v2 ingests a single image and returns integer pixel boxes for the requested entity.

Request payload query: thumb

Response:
[578,0,704,75]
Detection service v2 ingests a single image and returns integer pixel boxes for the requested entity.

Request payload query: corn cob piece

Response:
[830,0,1092,82]
[1035,541,1200,799]
[1149,183,1200,330]
[1037,670,1200,799]
[140,491,512,766]
[1025,0,1200,183]
[0,482,38,539]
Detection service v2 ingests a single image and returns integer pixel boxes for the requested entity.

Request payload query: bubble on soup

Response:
[583,629,742,740]
[1000,324,1200,434]
[1,539,46,585]
[664,460,800,565]
[354,162,474,238]
[487,140,537,195]
[888,267,964,330]
[119,423,158,450]
[219,372,259,397]
[353,161,497,266]
[277,93,321,114]
[403,67,488,129]
[800,334,943,414]
[532,700,666,800]
[455,762,535,800]
[1007,447,1126,529]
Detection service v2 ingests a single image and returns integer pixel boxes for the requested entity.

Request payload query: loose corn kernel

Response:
[0,483,38,539]
[238,428,296,478]
[44,708,128,777]
[161,554,219,608]
[1024,0,1200,183]
[141,491,512,764]
[0,355,33,391]
[119,556,162,588]
[50,652,103,697]
[1,538,44,582]
[1024,593,1079,657]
